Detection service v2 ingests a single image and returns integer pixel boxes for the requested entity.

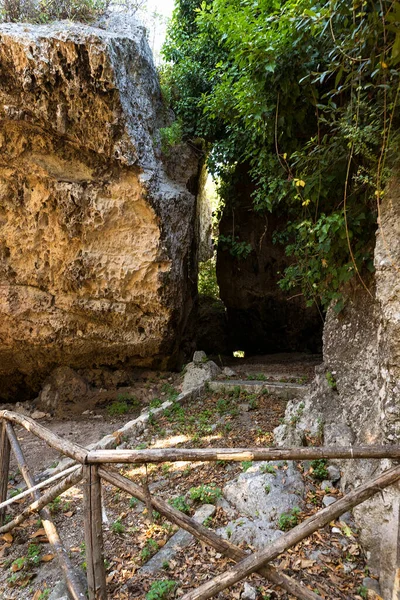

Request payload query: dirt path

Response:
[0,356,370,600]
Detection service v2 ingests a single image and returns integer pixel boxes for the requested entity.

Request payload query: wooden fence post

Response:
[83,465,107,600]
[0,420,10,525]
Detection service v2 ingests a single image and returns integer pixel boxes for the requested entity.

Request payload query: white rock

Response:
[241,582,257,600]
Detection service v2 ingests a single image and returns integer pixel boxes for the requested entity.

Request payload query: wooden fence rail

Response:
[0,410,398,600]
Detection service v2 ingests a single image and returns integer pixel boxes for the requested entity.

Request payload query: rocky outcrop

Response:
[0,16,201,400]
[216,164,323,355]
[274,171,400,598]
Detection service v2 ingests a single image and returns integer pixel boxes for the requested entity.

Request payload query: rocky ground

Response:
[0,355,377,600]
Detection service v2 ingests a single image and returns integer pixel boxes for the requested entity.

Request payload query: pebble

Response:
[320,480,333,491]
[322,495,336,507]
[327,465,341,481]
[241,582,257,600]
[31,410,47,419]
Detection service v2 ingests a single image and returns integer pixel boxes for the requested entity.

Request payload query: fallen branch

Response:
[99,467,320,600]
[88,444,400,464]
[6,423,86,600]
[0,466,83,534]
[180,463,400,600]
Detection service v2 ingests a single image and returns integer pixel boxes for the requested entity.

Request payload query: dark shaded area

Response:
[216,165,323,354]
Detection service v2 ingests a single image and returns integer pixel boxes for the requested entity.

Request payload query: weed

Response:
[357,586,368,599]
[241,461,253,472]
[150,398,162,409]
[111,518,125,535]
[27,543,41,566]
[146,579,178,600]
[277,507,301,531]
[161,383,178,401]
[260,463,277,476]
[248,395,258,410]
[169,495,190,514]
[310,459,329,481]
[264,484,271,494]
[189,484,222,504]
[107,400,129,416]
[203,516,213,527]
[11,557,26,571]
[141,538,159,562]
[38,590,51,600]
[233,385,241,398]
[135,442,148,450]
[290,401,305,426]
[325,371,337,391]
[162,560,170,570]
[9,488,22,498]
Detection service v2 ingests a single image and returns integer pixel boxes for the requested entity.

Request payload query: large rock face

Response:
[0,17,200,400]
[274,171,400,598]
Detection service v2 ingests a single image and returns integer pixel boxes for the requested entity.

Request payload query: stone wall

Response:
[0,16,201,400]
[274,171,400,598]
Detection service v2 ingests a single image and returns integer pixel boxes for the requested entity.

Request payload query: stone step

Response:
[209,379,309,400]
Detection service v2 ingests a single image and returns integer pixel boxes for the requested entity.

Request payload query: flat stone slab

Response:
[139,504,216,575]
[209,380,309,400]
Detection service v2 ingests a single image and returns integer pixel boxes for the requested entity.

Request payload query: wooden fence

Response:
[1,408,399,600]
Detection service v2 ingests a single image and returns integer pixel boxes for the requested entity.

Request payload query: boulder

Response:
[0,16,202,400]
[182,353,221,393]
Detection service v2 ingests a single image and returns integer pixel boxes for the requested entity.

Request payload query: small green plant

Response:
[150,398,163,409]
[38,590,51,600]
[325,371,337,391]
[141,538,159,563]
[107,400,129,416]
[11,557,26,571]
[27,543,41,566]
[146,579,178,600]
[111,518,125,535]
[189,484,222,504]
[277,507,301,531]
[169,495,190,514]
[241,461,253,472]
[310,459,329,481]
[9,488,22,498]
[260,463,277,476]
[129,496,139,508]
[162,560,170,570]
[233,385,241,398]
[264,483,271,494]
[357,586,368,599]
[160,121,183,154]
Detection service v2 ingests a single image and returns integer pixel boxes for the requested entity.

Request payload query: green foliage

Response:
[310,459,329,481]
[164,0,400,308]
[277,506,301,531]
[169,495,191,514]
[27,543,41,566]
[357,586,368,599]
[146,579,178,600]
[325,371,337,390]
[159,121,183,154]
[241,460,253,472]
[260,463,277,476]
[198,255,220,299]
[189,484,222,504]
[141,538,159,562]
[111,518,125,535]
[0,0,146,24]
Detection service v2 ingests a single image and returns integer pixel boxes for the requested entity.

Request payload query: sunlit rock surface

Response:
[0,16,200,399]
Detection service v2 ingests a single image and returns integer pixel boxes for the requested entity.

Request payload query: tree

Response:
[163,0,400,310]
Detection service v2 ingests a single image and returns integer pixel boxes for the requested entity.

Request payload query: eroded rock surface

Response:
[274,170,400,599]
[0,16,200,399]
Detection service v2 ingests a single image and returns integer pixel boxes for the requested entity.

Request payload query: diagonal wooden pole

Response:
[0,420,10,526]
[180,462,400,600]
[0,466,83,534]
[5,423,86,600]
[99,466,320,600]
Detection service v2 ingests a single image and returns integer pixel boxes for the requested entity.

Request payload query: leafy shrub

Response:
[169,495,190,514]
[310,459,329,481]
[189,484,222,504]
[146,579,177,600]
[277,507,301,531]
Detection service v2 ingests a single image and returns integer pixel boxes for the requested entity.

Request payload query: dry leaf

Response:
[41,554,55,562]
[31,528,46,538]
[2,533,13,543]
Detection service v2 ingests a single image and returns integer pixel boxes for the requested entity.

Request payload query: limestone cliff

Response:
[275,171,400,598]
[0,16,200,400]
